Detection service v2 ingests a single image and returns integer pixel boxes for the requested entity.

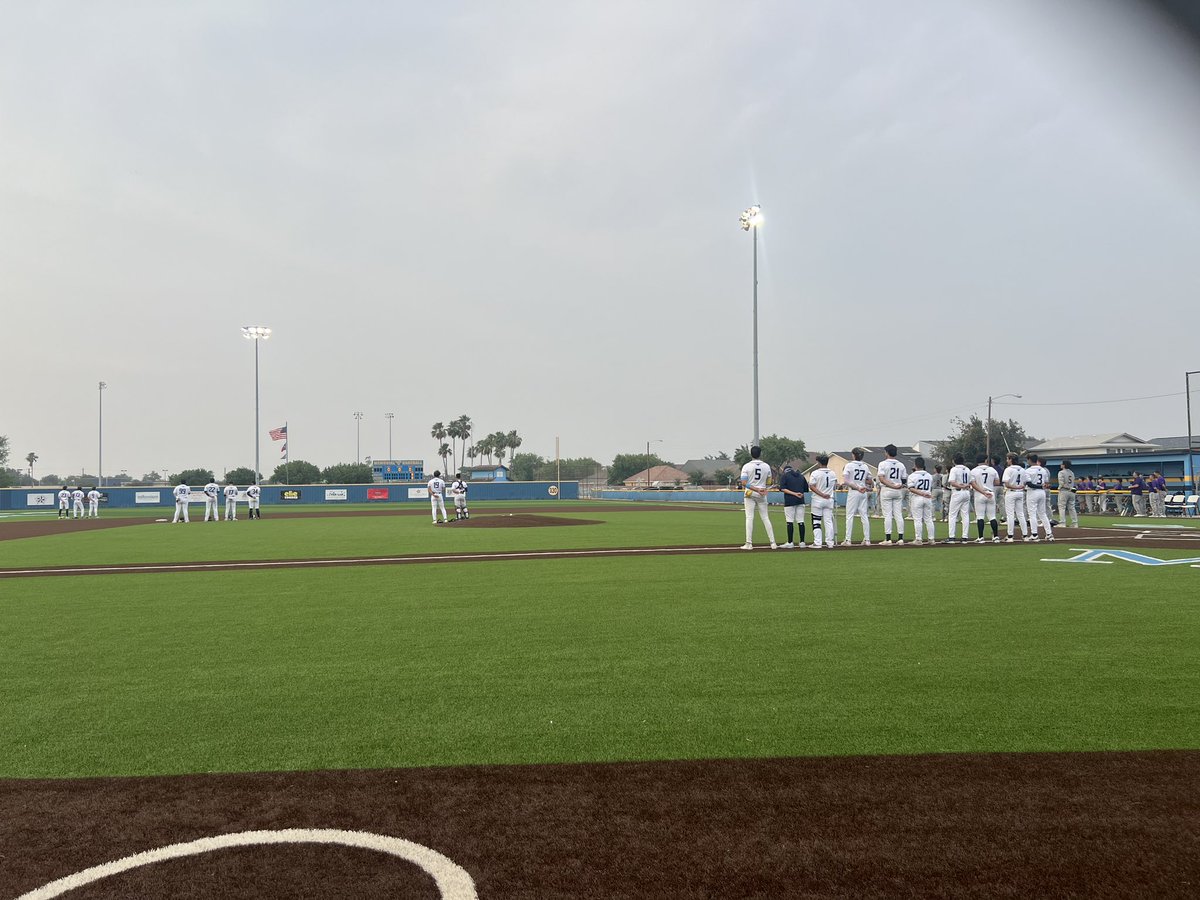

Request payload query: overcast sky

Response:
[3,0,1199,481]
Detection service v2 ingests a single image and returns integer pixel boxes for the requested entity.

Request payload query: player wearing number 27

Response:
[841,448,873,546]
[739,446,777,550]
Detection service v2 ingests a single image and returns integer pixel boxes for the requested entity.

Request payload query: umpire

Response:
[779,464,809,549]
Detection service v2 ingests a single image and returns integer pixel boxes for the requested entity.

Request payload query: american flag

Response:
[269,425,287,441]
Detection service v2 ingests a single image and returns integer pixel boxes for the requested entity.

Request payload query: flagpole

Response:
[285,421,290,485]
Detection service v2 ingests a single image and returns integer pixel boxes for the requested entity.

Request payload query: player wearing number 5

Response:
[808,454,838,549]
[841,447,873,546]
[906,458,936,545]
[739,446,778,550]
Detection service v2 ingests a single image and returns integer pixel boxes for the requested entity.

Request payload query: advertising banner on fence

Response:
[26,492,54,507]
[367,488,388,500]
[325,489,348,501]
[135,491,162,505]
[281,490,302,501]
[408,487,429,499]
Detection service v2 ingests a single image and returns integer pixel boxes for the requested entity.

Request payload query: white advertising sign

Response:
[135,491,162,504]
[408,488,429,499]
[26,492,55,507]
[325,489,348,501]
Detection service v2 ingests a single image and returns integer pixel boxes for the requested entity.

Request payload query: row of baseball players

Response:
[169,480,262,523]
[739,444,1058,549]
[55,487,102,519]
[426,471,470,523]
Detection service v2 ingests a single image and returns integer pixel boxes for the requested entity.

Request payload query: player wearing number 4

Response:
[739,446,777,550]
[841,447,872,546]
[1001,452,1030,543]
[906,458,936,545]
[808,454,838,548]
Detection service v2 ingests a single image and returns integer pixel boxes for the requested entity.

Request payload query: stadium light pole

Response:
[986,393,1022,462]
[1187,370,1199,491]
[646,438,663,491]
[242,326,271,485]
[97,381,106,488]
[385,412,395,461]
[354,411,364,463]
[740,204,763,445]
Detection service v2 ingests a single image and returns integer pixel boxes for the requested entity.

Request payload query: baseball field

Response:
[1,501,1197,898]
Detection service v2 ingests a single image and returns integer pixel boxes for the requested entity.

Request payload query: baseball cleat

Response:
[841,540,853,547]
[992,537,1001,543]
[895,540,904,546]
[782,542,794,549]
[881,539,892,546]
[861,540,871,546]
[1005,537,1015,543]
[975,537,986,544]
[912,539,923,546]
[770,543,778,550]
[740,543,753,550]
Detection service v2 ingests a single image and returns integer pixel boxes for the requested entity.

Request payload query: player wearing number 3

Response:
[739,446,777,550]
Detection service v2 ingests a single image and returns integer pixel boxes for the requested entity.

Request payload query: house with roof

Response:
[679,458,739,484]
[1027,433,1198,489]
[623,465,691,489]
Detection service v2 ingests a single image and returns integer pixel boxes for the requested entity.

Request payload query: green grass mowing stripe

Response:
[1,546,1196,778]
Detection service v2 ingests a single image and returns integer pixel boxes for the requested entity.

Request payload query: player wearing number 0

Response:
[739,446,777,550]
[969,455,1001,543]
[1024,453,1054,542]
[877,444,908,545]
[945,454,974,543]
[808,454,838,549]
[906,458,936,545]
[841,448,873,546]
[1001,452,1030,543]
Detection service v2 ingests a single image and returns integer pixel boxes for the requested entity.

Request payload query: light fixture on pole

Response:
[98,381,106,487]
[740,204,764,445]
[1187,370,1199,492]
[241,326,272,485]
[385,412,395,461]
[354,411,364,463]
[985,393,1022,462]
[646,438,663,491]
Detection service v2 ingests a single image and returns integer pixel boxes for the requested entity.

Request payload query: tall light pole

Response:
[986,393,1022,462]
[646,438,663,491]
[1187,371,1199,492]
[97,381,106,487]
[385,412,395,461]
[241,326,272,485]
[354,411,364,463]
[740,205,764,445]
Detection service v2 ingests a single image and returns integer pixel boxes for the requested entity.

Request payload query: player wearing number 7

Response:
[739,445,778,550]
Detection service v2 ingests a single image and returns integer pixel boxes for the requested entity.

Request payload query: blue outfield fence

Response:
[596,490,846,506]
[0,482,577,511]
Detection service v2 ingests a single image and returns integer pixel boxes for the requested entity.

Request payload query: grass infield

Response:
[1,505,1196,779]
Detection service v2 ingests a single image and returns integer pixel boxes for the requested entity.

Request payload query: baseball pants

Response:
[172,500,190,523]
[1004,491,1029,538]
[947,490,972,539]
[1058,491,1079,527]
[72,500,84,518]
[430,494,448,522]
[844,490,871,542]
[743,494,776,545]
[1027,489,1053,537]
[973,493,997,523]
[880,489,905,540]
[205,498,220,521]
[225,498,237,520]
[909,495,934,542]
[810,498,835,547]
[88,500,99,517]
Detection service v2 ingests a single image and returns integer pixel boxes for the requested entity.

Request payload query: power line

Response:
[998,391,1185,408]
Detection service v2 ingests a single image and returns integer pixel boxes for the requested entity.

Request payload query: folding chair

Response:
[1164,494,1185,517]
[1185,495,1199,517]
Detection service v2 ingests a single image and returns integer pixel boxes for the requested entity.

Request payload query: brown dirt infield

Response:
[2,750,1196,898]
[445,514,602,528]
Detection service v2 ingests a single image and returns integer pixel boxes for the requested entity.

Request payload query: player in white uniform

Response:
[969,455,1001,543]
[945,454,974,543]
[203,479,221,522]
[246,483,262,518]
[1001,452,1030,543]
[841,448,873,546]
[876,444,908,545]
[71,488,85,518]
[172,481,191,523]
[450,474,470,521]
[57,487,71,519]
[428,470,450,524]
[1024,453,1054,542]
[906,458,936,545]
[86,487,101,518]
[739,446,777,550]
[224,483,240,520]
[808,454,838,549]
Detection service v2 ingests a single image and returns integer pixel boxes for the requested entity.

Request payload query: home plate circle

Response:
[16,828,477,899]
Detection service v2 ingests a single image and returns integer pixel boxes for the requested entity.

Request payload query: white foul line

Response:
[15,828,477,899]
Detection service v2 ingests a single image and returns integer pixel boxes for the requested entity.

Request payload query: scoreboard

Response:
[372,459,425,482]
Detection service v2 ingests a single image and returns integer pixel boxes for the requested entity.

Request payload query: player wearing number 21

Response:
[739,446,777,550]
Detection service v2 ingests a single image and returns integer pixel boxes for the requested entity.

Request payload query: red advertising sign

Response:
[367,487,389,500]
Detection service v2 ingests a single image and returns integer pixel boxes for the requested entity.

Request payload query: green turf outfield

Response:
[1,507,1197,779]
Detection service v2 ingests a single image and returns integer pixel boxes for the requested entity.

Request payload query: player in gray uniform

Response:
[450,474,470,521]
[931,466,945,521]
[841,448,873,546]
[1057,459,1079,528]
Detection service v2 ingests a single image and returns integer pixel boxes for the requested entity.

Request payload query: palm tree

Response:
[437,442,452,474]
[454,415,472,470]
[466,444,477,468]
[431,421,446,466]
[446,420,463,472]
[505,430,522,468]
[25,452,38,479]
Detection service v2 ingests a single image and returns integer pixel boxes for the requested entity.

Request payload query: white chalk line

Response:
[14,827,476,900]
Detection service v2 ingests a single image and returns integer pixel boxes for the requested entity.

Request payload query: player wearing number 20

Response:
[905,457,936,545]
[739,446,777,550]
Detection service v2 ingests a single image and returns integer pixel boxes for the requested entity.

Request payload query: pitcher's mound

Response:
[450,514,601,528]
